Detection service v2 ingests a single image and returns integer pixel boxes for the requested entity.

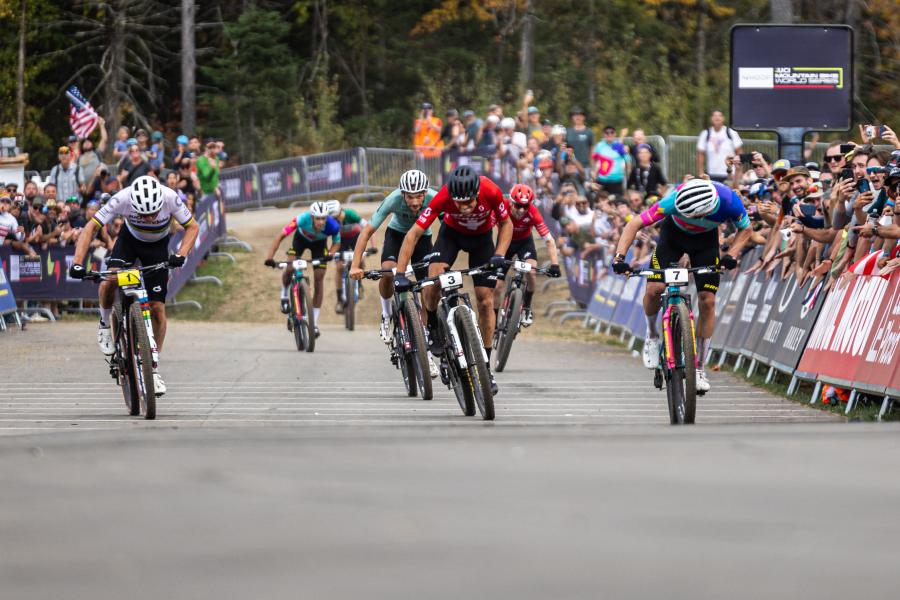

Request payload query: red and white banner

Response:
[797,271,900,394]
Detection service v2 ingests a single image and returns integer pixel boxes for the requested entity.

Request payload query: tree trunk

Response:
[769,0,794,23]
[16,0,25,141]
[105,9,126,147]
[181,0,196,134]
[519,0,533,94]
[695,1,707,126]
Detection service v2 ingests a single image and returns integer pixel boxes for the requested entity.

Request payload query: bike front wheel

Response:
[113,299,140,416]
[492,287,522,373]
[297,281,316,353]
[456,309,495,421]
[402,299,432,401]
[667,302,697,424]
[344,276,356,331]
[129,302,156,420]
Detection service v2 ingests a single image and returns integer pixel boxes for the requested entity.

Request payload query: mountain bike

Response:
[416,264,494,420]
[270,255,334,352]
[631,265,718,425]
[84,262,169,420]
[492,259,552,372]
[364,260,433,400]
[336,247,377,331]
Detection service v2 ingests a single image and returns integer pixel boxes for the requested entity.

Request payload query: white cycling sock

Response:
[313,307,320,326]
[380,297,392,319]
[645,314,660,339]
[99,306,112,327]
[697,337,711,367]
[280,285,289,300]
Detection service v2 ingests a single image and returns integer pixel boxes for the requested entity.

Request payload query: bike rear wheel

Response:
[667,303,697,424]
[128,302,156,420]
[394,304,417,397]
[298,281,315,352]
[440,306,475,416]
[113,299,139,416]
[344,276,356,331]
[456,309,495,420]
[402,299,433,401]
[492,287,522,373]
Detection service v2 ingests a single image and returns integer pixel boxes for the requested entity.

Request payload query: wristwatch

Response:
[614,253,626,262]
[872,222,881,237]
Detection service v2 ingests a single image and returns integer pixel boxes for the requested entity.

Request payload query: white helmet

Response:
[399,169,429,194]
[674,179,719,218]
[130,176,164,215]
[309,201,329,217]
[325,199,341,216]
[500,117,516,130]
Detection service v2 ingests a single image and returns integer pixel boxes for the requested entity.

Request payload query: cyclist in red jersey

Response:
[495,184,561,326]
[395,166,513,393]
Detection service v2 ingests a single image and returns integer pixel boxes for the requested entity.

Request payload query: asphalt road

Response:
[3,321,897,599]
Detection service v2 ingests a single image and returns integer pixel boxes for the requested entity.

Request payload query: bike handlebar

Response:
[271,255,335,270]
[82,262,170,282]
[362,259,432,281]
[499,259,553,276]
[630,265,722,278]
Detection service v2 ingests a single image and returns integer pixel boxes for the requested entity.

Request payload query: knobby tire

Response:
[299,281,315,353]
[441,306,475,416]
[493,287,522,373]
[456,309,495,420]
[128,302,156,420]
[113,300,139,416]
[344,275,356,331]
[402,299,433,401]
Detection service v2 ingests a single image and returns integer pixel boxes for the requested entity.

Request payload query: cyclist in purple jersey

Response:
[612,178,753,393]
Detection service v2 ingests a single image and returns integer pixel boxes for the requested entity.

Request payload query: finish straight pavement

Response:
[4,321,892,600]
[0,321,836,432]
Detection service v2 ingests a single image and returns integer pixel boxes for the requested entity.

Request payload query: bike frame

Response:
[660,287,698,370]
[436,287,489,369]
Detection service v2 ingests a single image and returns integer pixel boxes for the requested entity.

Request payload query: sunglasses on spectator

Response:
[823,155,843,162]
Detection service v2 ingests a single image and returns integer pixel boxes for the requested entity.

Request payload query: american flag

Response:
[66,85,99,139]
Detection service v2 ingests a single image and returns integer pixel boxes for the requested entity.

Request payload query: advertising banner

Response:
[731,25,853,130]
[797,272,900,394]
[0,265,16,314]
[710,248,760,351]
[305,149,363,195]
[609,272,646,337]
[219,164,259,210]
[587,271,625,324]
[166,194,228,299]
[257,157,305,204]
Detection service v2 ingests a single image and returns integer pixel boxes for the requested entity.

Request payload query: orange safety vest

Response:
[414,117,444,158]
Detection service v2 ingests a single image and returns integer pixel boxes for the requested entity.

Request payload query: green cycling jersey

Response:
[369,188,438,236]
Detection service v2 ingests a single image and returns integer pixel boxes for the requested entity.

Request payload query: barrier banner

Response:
[257,157,304,204]
[0,266,16,314]
[587,271,625,324]
[305,149,363,194]
[0,194,227,301]
[610,272,647,337]
[798,272,900,394]
[564,250,599,307]
[442,148,517,193]
[166,194,228,299]
[219,164,259,210]
[740,264,785,358]
[710,247,761,350]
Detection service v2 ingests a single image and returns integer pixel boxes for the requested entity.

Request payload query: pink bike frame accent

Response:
[661,302,699,370]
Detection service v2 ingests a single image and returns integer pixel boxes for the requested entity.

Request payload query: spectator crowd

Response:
[0,122,227,320]
[412,96,900,290]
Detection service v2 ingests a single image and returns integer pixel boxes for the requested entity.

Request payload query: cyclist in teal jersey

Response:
[350,170,437,345]
[327,200,374,313]
[613,178,753,392]
[264,200,341,337]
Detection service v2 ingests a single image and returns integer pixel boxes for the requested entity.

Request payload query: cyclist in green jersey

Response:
[350,170,437,348]
[327,200,374,313]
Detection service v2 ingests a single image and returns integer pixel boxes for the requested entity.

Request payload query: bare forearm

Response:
[177,223,200,256]
[494,220,513,257]
[615,217,644,257]
[352,225,377,269]
[72,221,99,264]
[397,225,425,272]
[266,233,286,261]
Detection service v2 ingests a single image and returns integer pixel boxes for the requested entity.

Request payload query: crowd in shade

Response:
[414,95,900,287]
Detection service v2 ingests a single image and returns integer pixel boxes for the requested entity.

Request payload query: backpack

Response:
[705,126,735,144]
[50,161,81,187]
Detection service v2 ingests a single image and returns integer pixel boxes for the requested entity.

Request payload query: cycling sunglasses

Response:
[823,154,843,162]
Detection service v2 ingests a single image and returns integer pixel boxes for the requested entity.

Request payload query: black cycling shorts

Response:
[108,226,170,303]
[431,222,498,288]
[381,228,434,281]
[340,233,359,252]
[499,237,538,279]
[291,233,329,268]
[649,218,721,293]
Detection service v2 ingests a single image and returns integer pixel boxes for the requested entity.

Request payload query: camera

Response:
[865,124,886,139]
[839,167,854,181]
[839,144,856,155]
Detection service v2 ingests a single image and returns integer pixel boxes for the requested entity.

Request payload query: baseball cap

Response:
[446,108,458,117]
[786,166,810,179]
[135,128,148,137]
[569,106,585,116]
[462,110,475,118]
[500,117,516,129]
[67,135,78,143]
[805,161,820,171]
[31,196,45,207]
[527,106,539,114]
[66,196,80,204]
[551,124,566,136]
[176,134,189,145]
[421,102,433,110]
[58,146,71,154]
[126,137,138,147]
[771,159,790,173]
[885,167,900,184]
[151,130,163,141]
[5,182,17,190]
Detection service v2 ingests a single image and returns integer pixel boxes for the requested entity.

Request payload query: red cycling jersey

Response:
[416,176,508,235]
[504,198,552,241]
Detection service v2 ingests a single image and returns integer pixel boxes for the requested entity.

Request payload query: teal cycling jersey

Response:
[639,181,750,234]
[369,188,438,235]
[282,212,341,244]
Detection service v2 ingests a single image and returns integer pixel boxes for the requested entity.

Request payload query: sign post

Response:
[730,25,853,164]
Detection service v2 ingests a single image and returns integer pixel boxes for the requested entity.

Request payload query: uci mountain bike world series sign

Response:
[730,25,853,130]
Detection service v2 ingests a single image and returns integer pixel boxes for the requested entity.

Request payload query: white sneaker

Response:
[696,370,710,393]
[521,308,534,327]
[97,325,114,355]
[29,313,49,322]
[428,353,439,379]
[379,316,392,344]
[153,372,166,396]
[642,337,660,369]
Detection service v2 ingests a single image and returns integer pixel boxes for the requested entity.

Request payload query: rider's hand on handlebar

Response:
[349,266,365,280]
[720,255,738,270]
[488,254,506,269]
[264,258,276,268]
[394,273,413,292]
[547,264,561,278]
[69,263,87,279]
[168,254,186,268]
[612,260,631,275]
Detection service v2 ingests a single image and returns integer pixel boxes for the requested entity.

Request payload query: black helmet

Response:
[447,165,480,201]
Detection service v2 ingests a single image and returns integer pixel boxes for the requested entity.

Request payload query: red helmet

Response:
[509,183,535,206]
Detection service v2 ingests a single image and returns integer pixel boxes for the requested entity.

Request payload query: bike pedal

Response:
[653,368,663,390]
